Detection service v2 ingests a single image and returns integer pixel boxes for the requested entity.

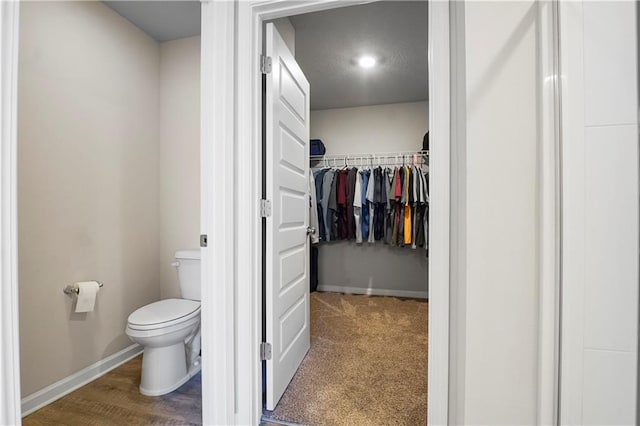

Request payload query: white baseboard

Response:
[21,343,143,417]
[317,285,428,299]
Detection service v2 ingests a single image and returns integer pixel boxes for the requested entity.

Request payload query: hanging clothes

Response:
[346,167,358,240]
[397,166,405,246]
[337,170,348,239]
[309,170,320,244]
[366,167,376,243]
[361,169,371,241]
[354,170,363,243]
[384,167,393,244]
[313,168,328,241]
[411,165,419,249]
[373,167,385,240]
[389,167,399,246]
[403,165,412,246]
[310,154,429,250]
[422,168,430,250]
[410,166,429,250]
[328,170,339,240]
[412,166,423,248]
[321,169,335,241]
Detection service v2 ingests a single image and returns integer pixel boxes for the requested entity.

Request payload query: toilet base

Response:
[139,342,202,396]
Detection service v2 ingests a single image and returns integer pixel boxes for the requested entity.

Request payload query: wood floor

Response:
[23,355,202,426]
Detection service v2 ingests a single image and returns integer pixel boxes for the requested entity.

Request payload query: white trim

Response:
[447,2,561,423]
[316,286,428,300]
[200,1,236,425]
[536,1,561,424]
[447,2,467,423]
[233,1,451,425]
[427,2,450,425]
[557,2,586,423]
[21,344,143,417]
[235,3,262,424]
[0,2,21,425]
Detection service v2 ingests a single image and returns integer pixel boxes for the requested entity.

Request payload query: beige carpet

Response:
[266,292,428,426]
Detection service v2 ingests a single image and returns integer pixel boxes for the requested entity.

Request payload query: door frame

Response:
[230,1,451,424]
[0,2,21,424]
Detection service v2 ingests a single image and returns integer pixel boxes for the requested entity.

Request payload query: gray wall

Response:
[311,102,429,297]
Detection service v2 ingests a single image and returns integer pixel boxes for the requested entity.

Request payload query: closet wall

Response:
[18,1,201,398]
[311,101,429,297]
[312,101,428,153]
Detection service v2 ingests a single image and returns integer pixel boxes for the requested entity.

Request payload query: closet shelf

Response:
[310,150,428,167]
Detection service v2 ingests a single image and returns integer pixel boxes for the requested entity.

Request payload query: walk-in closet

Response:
[261,2,429,425]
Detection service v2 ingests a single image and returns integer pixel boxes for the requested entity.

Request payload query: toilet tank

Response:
[175,249,201,301]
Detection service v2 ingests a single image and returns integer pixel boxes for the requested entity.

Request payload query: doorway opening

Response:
[226,0,450,423]
[260,2,431,424]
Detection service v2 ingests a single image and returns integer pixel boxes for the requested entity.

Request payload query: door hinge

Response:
[200,234,208,248]
[260,55,272,74]
[260,199,272,218]
[260,342,272,360]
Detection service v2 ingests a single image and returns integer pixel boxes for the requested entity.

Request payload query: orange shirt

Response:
[404,166,412,244]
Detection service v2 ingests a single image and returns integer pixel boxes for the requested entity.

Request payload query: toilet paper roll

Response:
[75,281,100,313]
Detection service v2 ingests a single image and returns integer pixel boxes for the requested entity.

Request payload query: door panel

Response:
[264,23,311,411]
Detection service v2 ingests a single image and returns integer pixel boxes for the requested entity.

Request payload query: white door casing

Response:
[0,1,21,425]
[232,1,452,424]
[264,22,311,411]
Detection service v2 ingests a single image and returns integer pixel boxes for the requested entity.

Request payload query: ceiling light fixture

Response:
[357,55,377,69]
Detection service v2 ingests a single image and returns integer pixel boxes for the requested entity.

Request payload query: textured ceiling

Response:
[290,1,429,110]
[101,1,427,110]
[103,1,200,43]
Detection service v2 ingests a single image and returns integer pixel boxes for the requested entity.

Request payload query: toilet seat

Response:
[127,299,201,331]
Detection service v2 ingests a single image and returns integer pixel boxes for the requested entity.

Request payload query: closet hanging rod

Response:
[309,149,428,161]
[310,150,429,159]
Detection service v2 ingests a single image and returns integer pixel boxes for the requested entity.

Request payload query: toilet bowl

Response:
[126,298,201,396]
[125,249,202,396]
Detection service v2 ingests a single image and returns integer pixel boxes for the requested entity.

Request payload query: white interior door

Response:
[264,23,311,411]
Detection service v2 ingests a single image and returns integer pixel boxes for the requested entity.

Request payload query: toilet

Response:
[125,249,201,396]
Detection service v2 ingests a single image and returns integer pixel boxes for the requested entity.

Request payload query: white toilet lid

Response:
[128,299,200,328]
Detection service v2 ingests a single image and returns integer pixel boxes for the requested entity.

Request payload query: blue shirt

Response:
[360,169,370,239]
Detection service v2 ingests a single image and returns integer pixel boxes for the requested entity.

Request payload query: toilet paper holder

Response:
[63,282,104,295]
